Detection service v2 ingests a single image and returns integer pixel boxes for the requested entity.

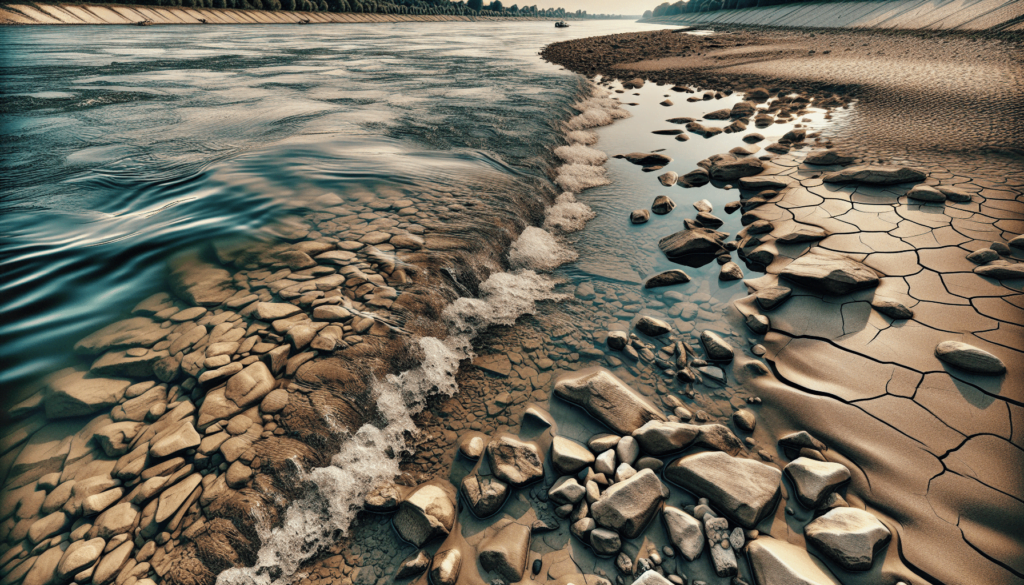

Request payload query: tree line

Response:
[644,0,884,17]
[69,0,622,17]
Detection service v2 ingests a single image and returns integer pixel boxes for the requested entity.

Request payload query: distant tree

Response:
[468,0,482,10]
[489,0,502,11]
[642,8,652,16]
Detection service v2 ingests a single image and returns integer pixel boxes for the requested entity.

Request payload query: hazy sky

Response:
[512,0,666,15]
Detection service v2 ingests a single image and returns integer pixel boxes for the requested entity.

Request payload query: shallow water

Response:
[0,20,663,393]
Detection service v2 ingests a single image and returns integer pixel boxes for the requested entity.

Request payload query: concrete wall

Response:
[0,4,573,25]
[641,0,1024,32]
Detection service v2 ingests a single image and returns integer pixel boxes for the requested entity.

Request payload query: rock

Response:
[260,389,288,414]
[364,483,401,513]
[696,212,724,228]
[652,195,676,215]
[394,480,457,546]
[92,422,143,458]
[595,449,616,476]
[702,153,764,180]
[634,570,673,585]
[632,421,699,455]
[658,172,679,187]
[168,254,235,306]
[312,305,351,322]
[821,165,926,185]
[733,410,756,432]
[974,263,1024,279]
[572,517,597,542]
[719,262,743,281]
[226,461,252,488]
[665,452,782,529]
[866,297,913,320]
[45,370,130,419]
[636,316,671,337]
[966,248,999,264]
[780,249,879,295]
[224,362,275,408]
[150,421,201,458]
[89,348,167,378]
[933,341,1005,375]
[486,434,544,488]
[155,474,201,523]
[700,331,734,362]
[745,313,770,335]
[590,528,622,556]
[22,543,65,585]
[93,502,139,539]
[472,354,512,378]
[644,270,691,289]
[623,78,644,89]
[58,537,105,580]
[616,152,672,167]
[631,209,651,224]
[606,331,629,351]
[804,150,855,165]
[747,537,842,585]
[91,540,133,585]
[659,228,728,264]
[775,226,828,243]
[784,458,851,509]
[395,551,430,579]
[73,317,168,355]
[704,108,732,120]
[616,435,639,465]
[755,286,791,310]
[252,302,301,321]
[551,436,595,475]
[805,508,891,571]
[662,506,704,561]
[554,368,667,435]
[28,511,70,544]
[779,431,827,453]
[549,477,586,506]
[694,424,744,455]
[684,168,710,185]
[936,186,972,202]
[590,469,667,539]
[479,521,531,582]
[906,184,946,202]
[428,548,461,585]
[706,516,738,577]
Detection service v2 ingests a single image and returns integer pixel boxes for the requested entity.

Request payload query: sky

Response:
[504,0,667,15]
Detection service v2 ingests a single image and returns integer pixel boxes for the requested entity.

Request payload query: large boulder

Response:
[821,165,925,185]
[486,434,544,488]
[784,458,851,509]
[665,451,782,529]
[934,341,1006,375]
[779,249,880,296]
[393,480,457,547]
[662,506,704,561]
[554,368,667,435]
[632,420,699,456]
[590,468,667,539]
[551,436,595,476]
[658,228,728,266]
[805,508,891,571]
[746,537,842,585]
[45,369,130,419]
[479,521,531,582]
[700,153,765,180]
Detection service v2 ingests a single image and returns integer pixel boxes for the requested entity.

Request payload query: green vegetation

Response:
[644,0,887,18]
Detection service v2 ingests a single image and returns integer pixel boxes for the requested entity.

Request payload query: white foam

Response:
[563,93,631,131]
[544,192,595,234]
[554,163,610,193]
[508,226,577,272]
[565,130,598,145]
[553,144,607,166]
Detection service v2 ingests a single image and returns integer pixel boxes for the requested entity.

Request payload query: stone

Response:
[28,511,69,544]
[224,362,275,408]
[22,543,65,585]
[479,521,531,582]
[632,420,699,455]
[167,254,234,306]
[628,210,651,227]
[644,270,691,289]
[804,150,855,165]
[870,299,913,319]
[428,548,461,585]
[755,286,791,310]
[745,314,770,335]
[73,317,168,355]
[733,409,756,432]
[652,195,676,214]
[616,436,639,465]
[966,248,1000,264]
[616,152,672,167]
[634,570,673,585]
[226,461,252,488]
[606,330,629,351]
[486,434,544,488]
[395,551,430,579]
[747,537,842,585]
[636,457,663,472]
[822,165,925,185]
[58,537,105,580]
[636,316,671,337]
[149,421,201,458]
[83,488,124,515]
[551,436,595,476]
[554,368,666,435]
[93,502,139,539]
[974,263,1024,279]
[934,341,1006,375]
[665,452,782,529]
[659,228,728,264]
[155,474,201,523]
[658,172,679,187]
[590,469,667,539]
[805,508,891,571]
[45,370,130,419]
[572,517,597,542]
[363,483,401,513]
[719,262,743,281]
[90,540,133,585]
[394,480,456,546]
[684,168,710,185]
[663,506,704,561]
[702,153,764,180]
[93,422,143,457]
[780,249,879,296]
[906,184,946,202]
[705,516,738,577]
[590,528,622,556]
[252,302,301,321]
[779,431,827,453]
[595,449,617,477]
[700,331,734,362]
[549,477,586,506]
[784,458,851,509]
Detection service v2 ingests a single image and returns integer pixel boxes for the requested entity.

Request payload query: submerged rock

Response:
[631,209,651,224]
[644,269,691,289]
[821,165,925,185]
[395,551,430,579]
[805,508,891,571]
[780,249,879,295]
[934,341,1006,374]
[659,228,728,265]
[616,152,672,167]
[554,368,667,435]
[665,452,782,529]
[393,480,457,547]
[658,172,679,187]
[590,469,667,539]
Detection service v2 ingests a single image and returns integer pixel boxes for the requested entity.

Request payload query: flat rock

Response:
[974,263,1024,279]
[616,152,672,167]
[631,420,699,455]
[224,362,275,408]
[662,506,704,561]
[907,184,946,202]
[936,186,972,202]
[747,537,842,585]
[155,473,202,523]
[150,421,201,458]
[168,254,235,306]
[634,572,673,585]
[91,541,133,585]
[472,354,512,377]
[755,286,792,310]
[784,458,851,509]
[93,502,139,539]
[665,451,782,529]
[479,521,531,582]
[590,469,666,539]
[394,480,457,546]
[700,331,735,362]
[554,368,667,435]
[73,317,168,355]
[822,165,926,185]
[805,507,891,571]
[804,150,855,165]
[659,228,728,265]
[45,370,129,419]
[780,249,879,296]
[551,436,595,476]
[738,175,787,190]
[486,434,544,487]
[636,316,671,337]
[934,341,1005,374]
[644,269,691,289]
[90,349,167,378]
[702,153,764,180]
[871,299,913,319]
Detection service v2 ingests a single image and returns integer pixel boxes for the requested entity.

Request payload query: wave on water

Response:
[218,83,622,585]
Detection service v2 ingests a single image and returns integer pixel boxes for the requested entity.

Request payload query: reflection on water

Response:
[0,20,664,394]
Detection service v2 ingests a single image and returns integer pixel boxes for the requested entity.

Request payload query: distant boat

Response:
[198,18,207,24]
[555,20,569,27]
[136,19,153,26]
[297,18,311,24]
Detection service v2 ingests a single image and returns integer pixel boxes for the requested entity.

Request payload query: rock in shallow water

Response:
[780,249,879,296]
[700,331,735,362]
[429,548,461,585]
[934,341,1005,374]
[551,436,595,475]
[821,165,926,185]
[393,480,456,546]
[652,195,677,215]
[461,474,509,518]
[659,227,729,266]
[701,153,765,180]
[590,468,667,539]
[805,507,891,571]
[644,269,691,289]
[636,316,671,337]
[663,506,704,561]
[665,452,782,529]
[784,457,851,509]
[486,434,544,488]
[479,521,531,582]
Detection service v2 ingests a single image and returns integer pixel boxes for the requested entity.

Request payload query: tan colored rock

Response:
[92,502,139,540]
[57,537,105,580]
[486,434,544,488]
[590,468,667,539]
[429,548,461,585]
[479,521,531,582]
[393,480,456,547]
[805,508,891,571]
[780,249,879,296]
[155,473,202,524]
[91,540,134,585]
[934,341,1006,375]
[22,543,66,585]
[44,370,129,419]
[28,511,70,544]
[149,421,201,458]
[554,368,666,435]
[821,165,925,185]
[747,537,842,585]
[225,362,275,408]
[73,317,168,355]
[167,253,235,306]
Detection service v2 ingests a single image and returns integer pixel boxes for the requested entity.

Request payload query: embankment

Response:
[0,3,572,25]
[641,0,1024,32]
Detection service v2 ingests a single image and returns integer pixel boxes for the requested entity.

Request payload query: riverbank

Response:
[0,3,579,25]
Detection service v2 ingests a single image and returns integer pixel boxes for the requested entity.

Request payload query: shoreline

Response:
[0,3,591,25]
